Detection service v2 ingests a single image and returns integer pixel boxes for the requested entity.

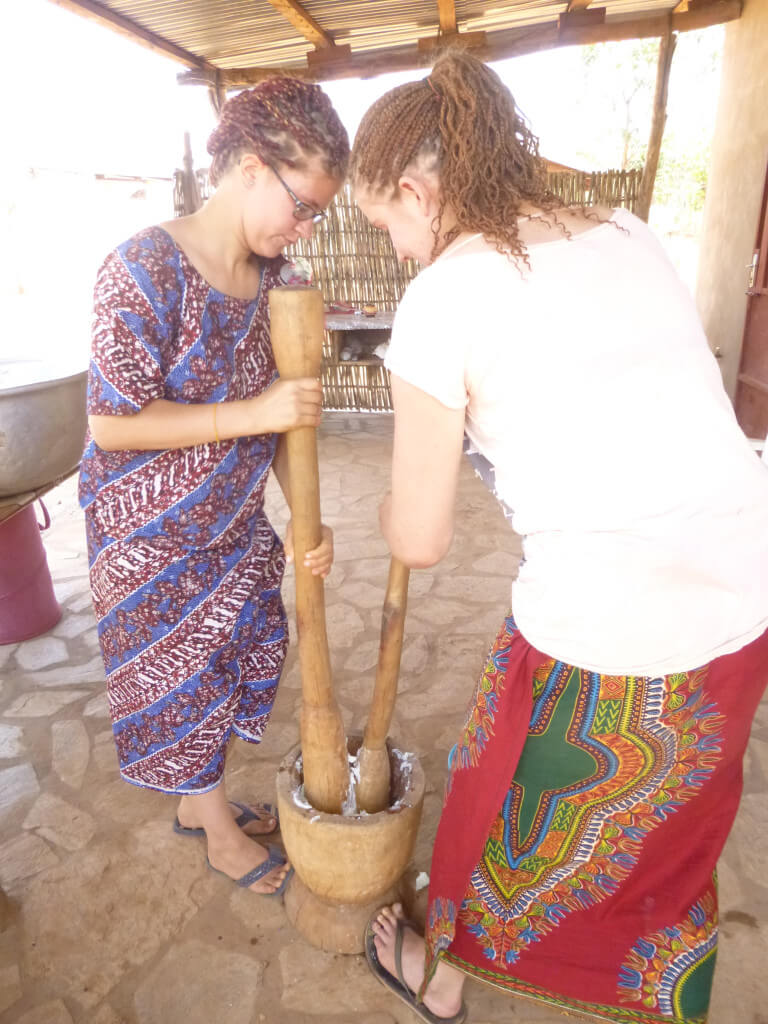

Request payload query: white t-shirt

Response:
[385,209,768,675]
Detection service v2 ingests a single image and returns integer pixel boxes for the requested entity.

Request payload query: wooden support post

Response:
[208,73,227,116]
[636,30,677,222]
[179,132,201,215]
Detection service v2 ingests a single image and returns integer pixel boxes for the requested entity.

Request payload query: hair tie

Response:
[426,76,440,97]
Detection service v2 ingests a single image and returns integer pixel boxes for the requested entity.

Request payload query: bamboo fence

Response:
[288,183,416,311]
[180,168,641,411]
[320,358,393,413]
[547,168,641,211]
[287,170,642,312]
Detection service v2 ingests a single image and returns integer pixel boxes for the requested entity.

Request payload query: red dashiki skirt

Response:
[423,613,768,1023]
[79,228,291,794]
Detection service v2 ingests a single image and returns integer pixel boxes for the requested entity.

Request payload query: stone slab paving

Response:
[0,413,765,1024]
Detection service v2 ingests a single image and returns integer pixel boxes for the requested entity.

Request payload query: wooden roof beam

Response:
[264,0,336,48]
[418,0,485,51]
[437,0,458,34]
[559,6,606,32]
[306,44,353,71]
[673,0,711,15]
[418,30,487,53]
[180,0,741,86]
[47,0,213,69]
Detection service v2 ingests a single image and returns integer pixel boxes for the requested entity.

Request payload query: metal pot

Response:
[0,361,87,496]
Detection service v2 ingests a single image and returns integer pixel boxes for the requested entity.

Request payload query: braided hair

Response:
[350,50,567,263]
[208,78,349,186]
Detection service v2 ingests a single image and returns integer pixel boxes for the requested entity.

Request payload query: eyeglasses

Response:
[269,164,326,224]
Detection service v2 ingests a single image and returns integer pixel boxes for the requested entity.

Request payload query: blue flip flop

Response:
[206,844,293,900]
[173,800,279,838]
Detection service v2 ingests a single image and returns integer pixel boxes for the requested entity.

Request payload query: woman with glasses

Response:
[79,79,348,898]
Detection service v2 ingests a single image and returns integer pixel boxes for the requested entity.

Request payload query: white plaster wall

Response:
[696,0,768,397]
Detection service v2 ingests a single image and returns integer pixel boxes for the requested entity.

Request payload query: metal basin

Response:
[0,361,87,496]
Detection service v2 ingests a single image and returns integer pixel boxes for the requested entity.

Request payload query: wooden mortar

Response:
[276,735,425,954]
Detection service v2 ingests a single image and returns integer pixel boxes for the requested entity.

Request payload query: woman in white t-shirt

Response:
[351,49,768,1024]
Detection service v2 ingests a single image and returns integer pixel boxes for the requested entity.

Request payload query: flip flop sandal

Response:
[364,913,467,1024]
[173,800,279,839]
[206,844,294,900]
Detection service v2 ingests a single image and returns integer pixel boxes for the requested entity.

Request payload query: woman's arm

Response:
[381,374,466,569]
[88,377,323,452]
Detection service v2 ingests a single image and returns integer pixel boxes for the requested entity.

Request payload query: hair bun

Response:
[206,78,348,185]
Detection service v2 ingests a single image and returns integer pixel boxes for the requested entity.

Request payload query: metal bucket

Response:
[0,501,61,644]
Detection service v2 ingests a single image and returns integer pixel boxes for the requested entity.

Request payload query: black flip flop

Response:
[364,913,467,1024]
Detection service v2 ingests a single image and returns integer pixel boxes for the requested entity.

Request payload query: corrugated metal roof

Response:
[56,0,740,77]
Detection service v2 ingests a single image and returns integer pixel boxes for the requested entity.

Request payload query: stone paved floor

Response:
[0,413,766,1024]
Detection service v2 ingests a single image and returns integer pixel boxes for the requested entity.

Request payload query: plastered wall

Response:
[695,0,768,397]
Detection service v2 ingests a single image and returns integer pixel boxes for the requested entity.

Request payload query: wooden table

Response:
[322,311,395,412]
[324,310,395,331]
[0,467,79,525]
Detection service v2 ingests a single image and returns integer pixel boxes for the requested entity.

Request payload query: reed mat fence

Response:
[286,169,641,311]
[287,183,416,311]
[172,167,639,412]
[320,357,393,413]
[289,168,640,411]
[548,168,641,212]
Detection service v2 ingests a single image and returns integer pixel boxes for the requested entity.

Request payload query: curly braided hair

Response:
[350,50,570,262]
[207,78,349,186]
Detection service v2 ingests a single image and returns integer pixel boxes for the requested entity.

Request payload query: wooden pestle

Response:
[269,287,349,815]
[355,558,410,814]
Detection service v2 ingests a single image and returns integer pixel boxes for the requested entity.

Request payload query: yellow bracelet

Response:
[212,402,221,444]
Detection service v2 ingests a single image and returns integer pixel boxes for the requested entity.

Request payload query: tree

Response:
[577,30,722,229]
[580,39,658,170]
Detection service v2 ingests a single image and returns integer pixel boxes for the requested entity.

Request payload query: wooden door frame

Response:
[734,159,768,436]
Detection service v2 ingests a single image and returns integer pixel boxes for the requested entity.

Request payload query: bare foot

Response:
[176,798,277,836]
[371,903,464,1020]
[207,829,290,895]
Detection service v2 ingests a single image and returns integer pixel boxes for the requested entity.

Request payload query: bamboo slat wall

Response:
[321,361,393,412]
[173,168,211,217]
[173,168,640,302]
[286,169,641,308]
[287,183,415,309]
[548,168,641,212]
[174,168,640,410]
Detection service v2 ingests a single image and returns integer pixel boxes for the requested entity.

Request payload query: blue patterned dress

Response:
[79,227,290,794]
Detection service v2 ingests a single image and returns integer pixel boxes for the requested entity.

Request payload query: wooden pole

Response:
[636,30,677,222]
[208,80,228,116]
[269,287,349,815]
[180,132,201,215]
